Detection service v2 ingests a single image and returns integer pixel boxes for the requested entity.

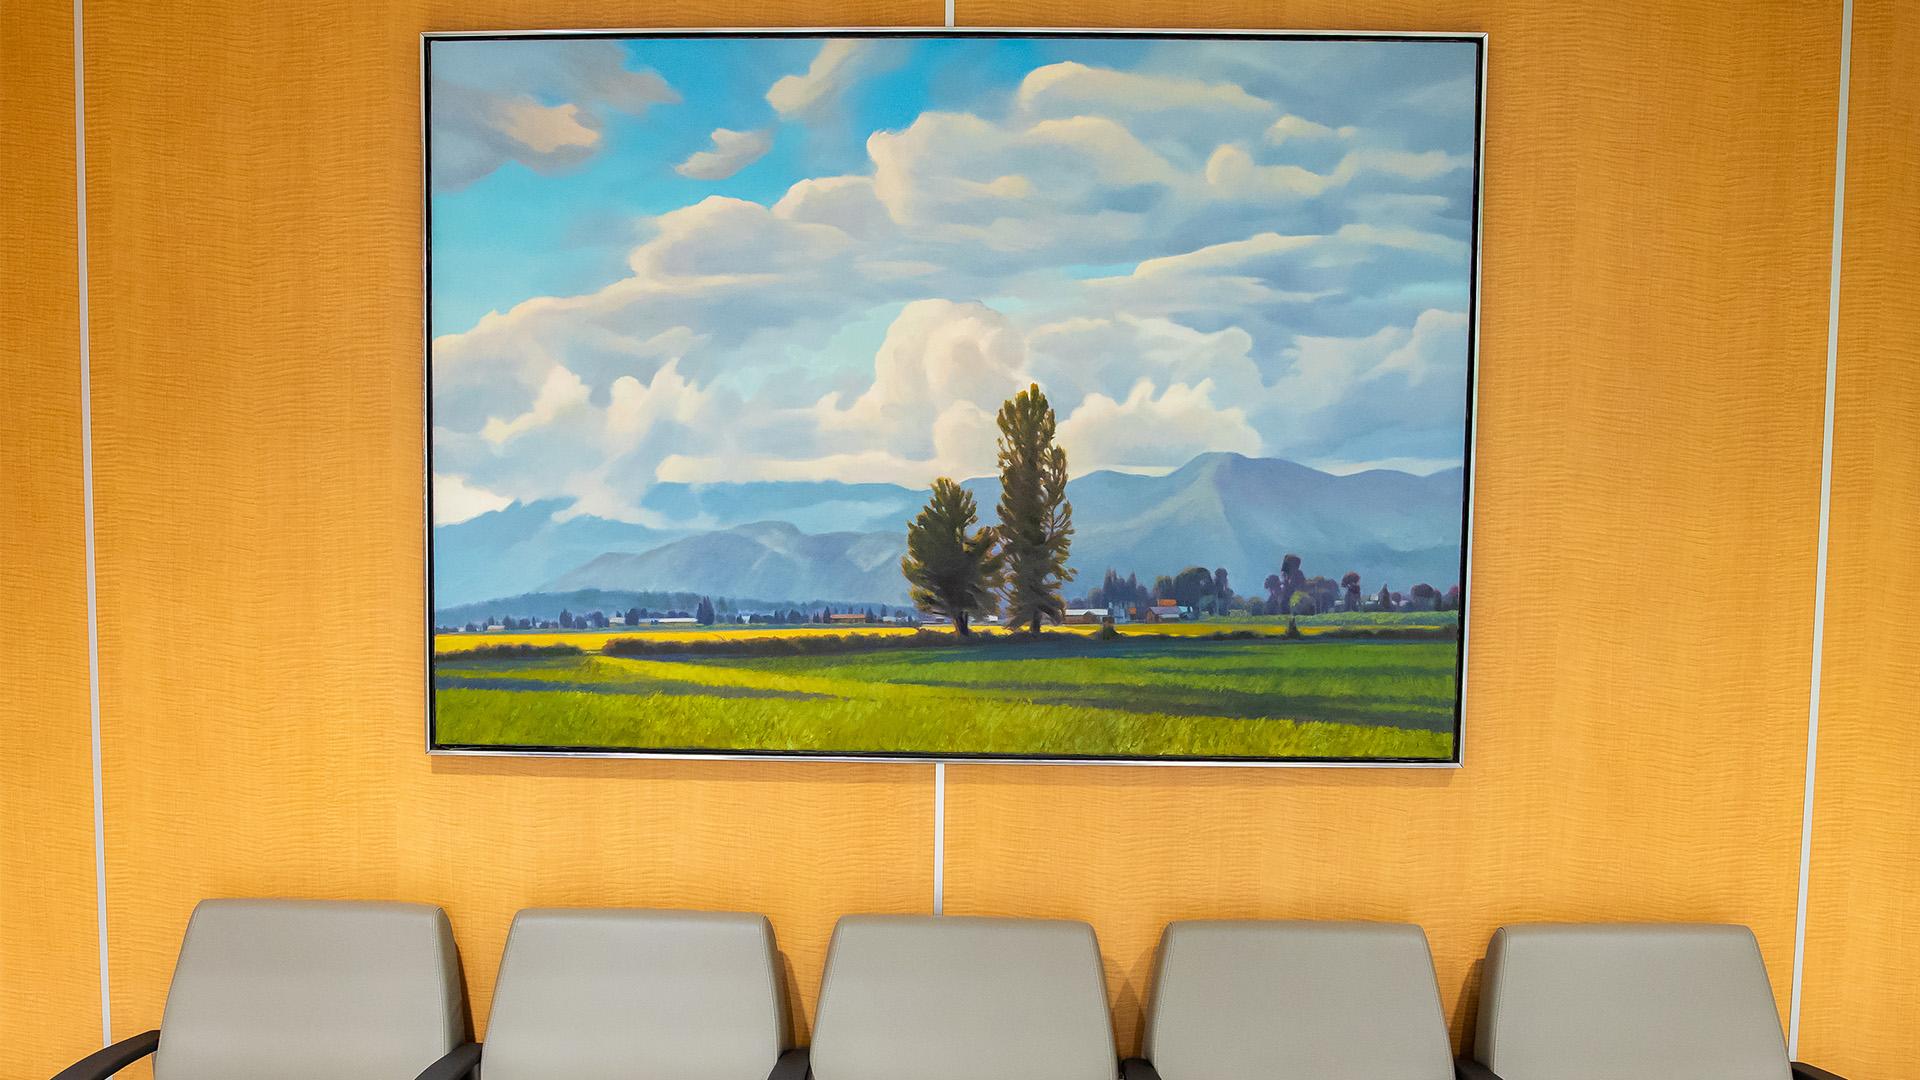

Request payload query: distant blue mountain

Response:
[964,452,1464,600]
[432,454,1467,614]
[542,521,910,606]
[432,500,681,607]
[638,480,923,534]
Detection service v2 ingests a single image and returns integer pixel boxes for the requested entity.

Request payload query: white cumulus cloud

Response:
[1057,380,1262,474]
[432,473,513,525]
[674,128,774,180]
[767,40,878,119]
[430,39,677,191]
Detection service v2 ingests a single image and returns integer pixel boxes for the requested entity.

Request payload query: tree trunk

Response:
[955,612,970,636]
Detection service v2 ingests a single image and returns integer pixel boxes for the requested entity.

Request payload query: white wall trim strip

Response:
[72,0,112,1046]
[932,762,946,913]
[1788,0,1853,1054]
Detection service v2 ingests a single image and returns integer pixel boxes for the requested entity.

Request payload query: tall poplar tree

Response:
[994,383,1075,634]
[901,478,1003,636]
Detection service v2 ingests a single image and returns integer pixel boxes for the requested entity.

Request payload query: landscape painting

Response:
[425,31,1483,763]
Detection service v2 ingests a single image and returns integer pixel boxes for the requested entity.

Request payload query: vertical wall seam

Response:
[72,0,112,1047]
[932,762,946,914]
[944,0,955,28]
[1788,0,1853,1055]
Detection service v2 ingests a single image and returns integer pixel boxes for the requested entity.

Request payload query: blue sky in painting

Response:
[426,35,1480,525]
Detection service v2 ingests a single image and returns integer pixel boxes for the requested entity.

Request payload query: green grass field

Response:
[432,627,1458,760]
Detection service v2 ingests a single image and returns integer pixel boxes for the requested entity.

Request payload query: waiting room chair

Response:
[1122,919,1457,1080]
[435,907,804,1080]
[804,914,1118,1080]
[1457,923,1847,1080]
[53,899,469,1080]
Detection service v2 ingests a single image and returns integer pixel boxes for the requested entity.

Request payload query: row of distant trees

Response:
[902,384,1074,636]
[447,598,913,634]
[1074,561,1460,616]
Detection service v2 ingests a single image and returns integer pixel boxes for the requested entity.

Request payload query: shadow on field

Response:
[432,674,823,701]
[1018,689,1452,731]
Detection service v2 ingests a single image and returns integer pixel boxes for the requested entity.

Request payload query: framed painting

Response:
[424,29,1484,765]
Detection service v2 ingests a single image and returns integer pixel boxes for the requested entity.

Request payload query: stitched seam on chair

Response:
[1480,932,1502,1070]
[760,916,787,1055]
[435,910,459,1054]
[1147,927,1179,1064]
[1080,922,1115,1073]
[810,921,847,1058]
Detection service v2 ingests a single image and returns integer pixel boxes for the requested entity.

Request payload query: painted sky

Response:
[428,35,1480,526]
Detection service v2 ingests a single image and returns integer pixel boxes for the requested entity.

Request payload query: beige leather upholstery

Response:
[1142,920,1454,1080]
[810,915,1117,1080]
[154,899,465,1080]
[480,908,789,1080]
[1473,923,1792,1080]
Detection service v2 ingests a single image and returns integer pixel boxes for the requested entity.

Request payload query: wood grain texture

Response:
[1796,2,1920,1075]
[0,0,107,1076]
[78,2,940,1073]
[944,0,1841,1054]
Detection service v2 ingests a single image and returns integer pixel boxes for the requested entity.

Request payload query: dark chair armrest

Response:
[768,1047,809,1080]
[1455,1057,1503,1080]
[413,1042,481,1080]
[1120,1057,1162,1080]
[52,1030,160,1080]
[1793,1063,1848,1080]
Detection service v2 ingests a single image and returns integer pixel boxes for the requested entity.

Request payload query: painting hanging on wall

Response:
[424,30,1484,765]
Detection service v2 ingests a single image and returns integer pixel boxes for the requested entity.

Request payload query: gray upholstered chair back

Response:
[1473,923,1792,1080]
[154,899,465,1080]
[810,915,1117,1080]
[1142,920,1454,1080]
[480,908,789,1080]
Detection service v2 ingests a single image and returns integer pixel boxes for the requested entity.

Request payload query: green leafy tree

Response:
[695,596,716,625]
[1305,576,1339,614]
[994,384,1075,633]
[901,477,1003,636]
[1263,574,1284,609]
[1279,554,1307,613]
[1172,566,1214,609]
[1341,572,1362,612]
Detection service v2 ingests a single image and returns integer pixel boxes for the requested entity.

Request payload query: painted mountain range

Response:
[432,452,1465,615]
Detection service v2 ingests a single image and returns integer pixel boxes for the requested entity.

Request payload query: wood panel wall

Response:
[1795,1,1920,1076]
[12,1,1917,1077]
[0,0,108,1075]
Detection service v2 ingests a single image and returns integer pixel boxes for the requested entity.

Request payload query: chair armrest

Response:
[1455,1057,1504,1080]
[52,1030,160,1080]
[1793,1063,1848,1080]
[412,1042,481,1080]
[768,1047,809,1080]
[1120,1057,1162,1080]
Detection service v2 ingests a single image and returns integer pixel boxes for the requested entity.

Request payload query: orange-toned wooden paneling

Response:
[79,2,940,1072]
[944,0,1840,1053]
[1796,2,1920,1075]
[0,0,107,1076]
